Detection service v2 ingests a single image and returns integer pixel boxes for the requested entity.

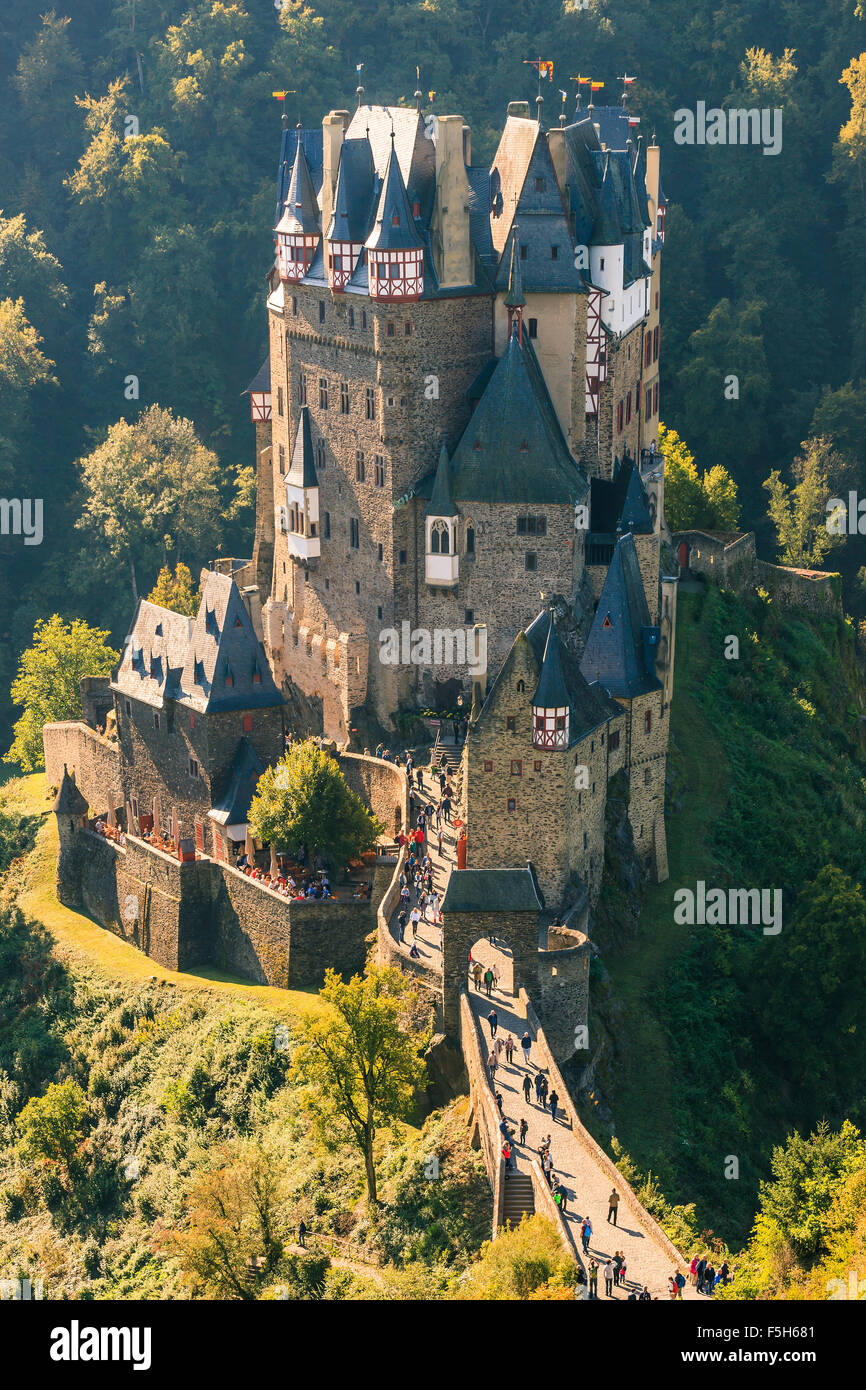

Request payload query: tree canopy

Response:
[248,740,383,868]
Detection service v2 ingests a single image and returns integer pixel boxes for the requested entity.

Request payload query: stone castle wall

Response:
[43,722,122,816]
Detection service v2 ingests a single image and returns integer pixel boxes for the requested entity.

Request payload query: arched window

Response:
[431,519,449,555]
[466,524,475,555]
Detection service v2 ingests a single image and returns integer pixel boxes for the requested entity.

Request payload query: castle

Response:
[42,84,675,1051]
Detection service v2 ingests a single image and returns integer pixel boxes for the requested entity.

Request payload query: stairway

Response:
[431,730,463,777]
[501,1172,535,1227]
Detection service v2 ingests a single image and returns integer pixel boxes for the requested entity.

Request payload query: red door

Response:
[678,541,689,568]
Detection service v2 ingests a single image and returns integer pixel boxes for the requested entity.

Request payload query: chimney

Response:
[431,115,473,289]
[547,128,567,194]
[645,141,661,223]
[462,123,471,164]
[321,110,350,241]
[507,100,531,119]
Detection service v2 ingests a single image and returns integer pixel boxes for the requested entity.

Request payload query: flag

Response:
[356,62,364,75]
[628,116,641,126]
[272,91,287,100]
[540,60,553,79]
[559,89,568,101]
[591,80,604,91]
[428,90,436,101]
[575,75,590,86]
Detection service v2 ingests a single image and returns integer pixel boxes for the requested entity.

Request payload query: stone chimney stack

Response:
[431,115,473,289]
[645,141,661,225]
[321,110,350,247]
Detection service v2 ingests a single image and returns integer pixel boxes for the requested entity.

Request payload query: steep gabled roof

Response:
[276,134,320,237]
[113,601,193,710]
[450,329,588,505]
[441,866,543,914]
[493,135,584,295]
[503,229,525,308]
[327,136,377,242]
[347,104,435,219]
[425,441,457,517]
[365,139,424,251]
[244,357,270,396]
[531,613,570,708]
[180,573,284,714]
[580,533,661,699]
[286,407,318,490]
[590,456,653,535]
[275,124,323,228]
[208,738,265,827]
[524,608,620,740]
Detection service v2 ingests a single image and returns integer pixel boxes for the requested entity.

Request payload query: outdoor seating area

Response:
[229,847,378,901]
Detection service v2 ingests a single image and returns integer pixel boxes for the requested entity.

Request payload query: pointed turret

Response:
[326,137,376,290]
[365,137,424,301]
[54,765,88,819]
[275,130,321,282]
[284,407,320,561]
[504,226,525,340]
[531,613,570,749]
[424,441,459,587]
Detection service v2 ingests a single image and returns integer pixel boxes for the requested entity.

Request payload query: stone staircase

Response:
[501,1171,535,1227]
[431,730,462,777]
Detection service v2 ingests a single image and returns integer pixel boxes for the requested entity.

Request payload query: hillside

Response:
[578,583,866,1246]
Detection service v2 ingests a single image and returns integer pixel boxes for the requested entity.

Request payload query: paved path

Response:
[468,954,699,1301]
[386,764,458,973]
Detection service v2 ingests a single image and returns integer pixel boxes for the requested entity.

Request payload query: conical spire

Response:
[504,227,525,309]
[425,440,457,517]
[54,764,88,817]
[276,132,320,236]
[532,612,570,710]
[364,139,423,250]
[287,406,318,489]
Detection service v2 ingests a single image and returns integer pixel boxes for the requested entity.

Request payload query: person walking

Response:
[558,1185,569,1214]
[613,1251,623,1287]
[409,906,421,939]
[603,1260,614,1297]
[704,1262,716,1296]
[520,1030,532,1065]
[549,1088,559,1123]
[580,1217,592,1253]
[689,1253,699,1287]
[538,1074,549,1110]
[534,1072,544,1106]
[674,1268,685,1300]
[519,1117,528,1145]
[696,1255,707,1294]
[483,967,494,998]
[416,767,424,790]
[542,1150,554,1187]
[607,1187,620,1225]
[487,1008,498,1038]
[588,1259,599,1299]
[491,963,500,992]
[298,1219,307,1249]
[504,1035,515,1065]
[522,1073,532,1103]
[472,960,483,991]
[397,909,407,943]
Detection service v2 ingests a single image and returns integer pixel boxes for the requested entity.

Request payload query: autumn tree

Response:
[658,424,739,531]
[16,1078,89,1171]
[291,967,427,1204]
[248,740,383,870]
[763,436,845,569]
[76,404,221,599]
[147,562,199,616]
[4,615,118,771]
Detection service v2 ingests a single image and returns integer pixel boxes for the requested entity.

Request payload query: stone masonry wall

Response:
[43,722,123,816]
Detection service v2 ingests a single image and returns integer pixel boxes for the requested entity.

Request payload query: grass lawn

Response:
[2,773,330,1024]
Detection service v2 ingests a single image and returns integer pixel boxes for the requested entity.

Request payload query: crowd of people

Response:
[391,752,458,960]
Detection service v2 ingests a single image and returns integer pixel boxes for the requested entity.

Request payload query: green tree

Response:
[76,404,221,599]
[0,297,56,482]
[763,436,845,569]
[754,1120,866,1262]
[290,966,427,1204]
[4,615,118,771]
[457,1213,575,1299]
[16,1078,89,1170]
[658,424,739,530]
[0,905,71,1093]
[146,562,200,616]
[248,740,383,869]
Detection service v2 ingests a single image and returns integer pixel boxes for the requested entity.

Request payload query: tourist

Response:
[438,768,447,794]
[483,967,494,997]
[689,1253,699,1287]
[492,1037,503,1062]
[549,1088,559,1123]
[488,1054,498,1081]
[409,906,421,938]
[538,1074,549,1109]
[580,1217,592,1253]
[441,794,452,823]
[588,1258,599,1299]
[397,909,407,943]
[613,1251,623,1287]
[375,743,384,759]
[298,1219,306,1249]
[416,767,424,790]
[603,1260,614,1297]
[607,1187,620,1225]
[520,1030,532,1065]
[437,828,444,855]
[409,941,420,959]
[718,1259,730,1286]
[519,1117,528,1145]
[491,963,500,991]
[522,1074,532,1103]
[667,1276,678,1300]
[472,960,483,991]
[639,1286,651,1301]
[495,1091,503,1114]
[553,1184,563,1212]
[502,1141,515,1172]
[542,1150,554,1186]
[534,1072,544,1106]
[487,1008,498,1037]
[674,1268,685,1299]
[696,1254,707,1293]
[504,1034,514,1065]
[704,1261,716,1296]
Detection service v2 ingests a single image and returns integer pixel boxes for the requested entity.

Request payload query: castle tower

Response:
[275,130,321,283]
[53,764,88,907]
[364,136,424,301]
[531,613,570,750]
[424,442,459,588]
[283,406,320,563]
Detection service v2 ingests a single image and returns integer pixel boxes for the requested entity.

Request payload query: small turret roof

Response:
[208,738,265,827]
[276,136,321,237]
[425,441,457,517]
[503,229,525,308]
[286,407,318,490]
[580,533,661,698]
[53,766,88,817]
[327,137,377,243]
[365,139,424,251]
[531,612,570,709]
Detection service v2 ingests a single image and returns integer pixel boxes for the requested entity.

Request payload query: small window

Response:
[315,440,325,470]
[277,385,284,417]
[510,759,522,776]
[610,729,620,752]
[535,176,546,192]
[654,381,659,413]
[125,699,132,716]
[377,606,383,620]
[404,321,412,335]
[365,386,376,420]
[399,549,407,565]
[278,443,285,474]
[154,713,160,730]
[507,798,516,812]
[355,450,365,482]
[583,831,588,850]
[189,757,199,778]
[516,680,525,693]
[484,760,493,772]
[465,608,474,624]
[350,518,360,549]
[318,300,325,324]
[466,526,475,555]
[600,257,605,270]
[534,760,542,772]
[319,378,329,409]
[645,711,652,735]
[340,381,349,414]
[348,307,355,329]
[355,580,360,595]
[377,542,384,562]
[324,511,331,539]
[520,243,527,260]
[291,295,298,316]
[617,401,624,433]
[374,455,385,487]
[525,552,537,572]
[361,310,367,331]
[550,245,558,260]
[644,767,652,785]
[298,373,307,406]
[506,717,516,732]
[387,321,395,337]
[528,317,538,339]
[626,391,632,425]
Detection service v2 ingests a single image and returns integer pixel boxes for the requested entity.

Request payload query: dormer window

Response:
[430,520,449,555]
[224,666,234,688]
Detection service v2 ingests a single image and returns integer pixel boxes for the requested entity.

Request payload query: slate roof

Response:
[441,866,543,914]
[503,228,525,308]
[54,766,89,816]
[531,613,570,709]
[244,357,270,396]
[580,533,661,699]
[208,738,265,827]
[365,139,424,251]
[346,104,436,223]
[492,130,584,295]
[523,609,620,741]
[114,575,283,715]
[327,137,377,242]
[286,406,318,490]
[467,167,498,270]
[276,135,320,237]
[449,329,588,506]
[589,456,653,536]
[425,441,457,516]
[275,124,323,228]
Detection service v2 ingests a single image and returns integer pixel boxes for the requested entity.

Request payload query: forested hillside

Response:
[3,0,866,752]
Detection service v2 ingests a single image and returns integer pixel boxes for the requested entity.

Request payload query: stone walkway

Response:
[385,764,457,973]
[468,965,698,1300]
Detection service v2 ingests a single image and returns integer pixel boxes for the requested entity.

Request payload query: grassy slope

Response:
[579,584,866,1246]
